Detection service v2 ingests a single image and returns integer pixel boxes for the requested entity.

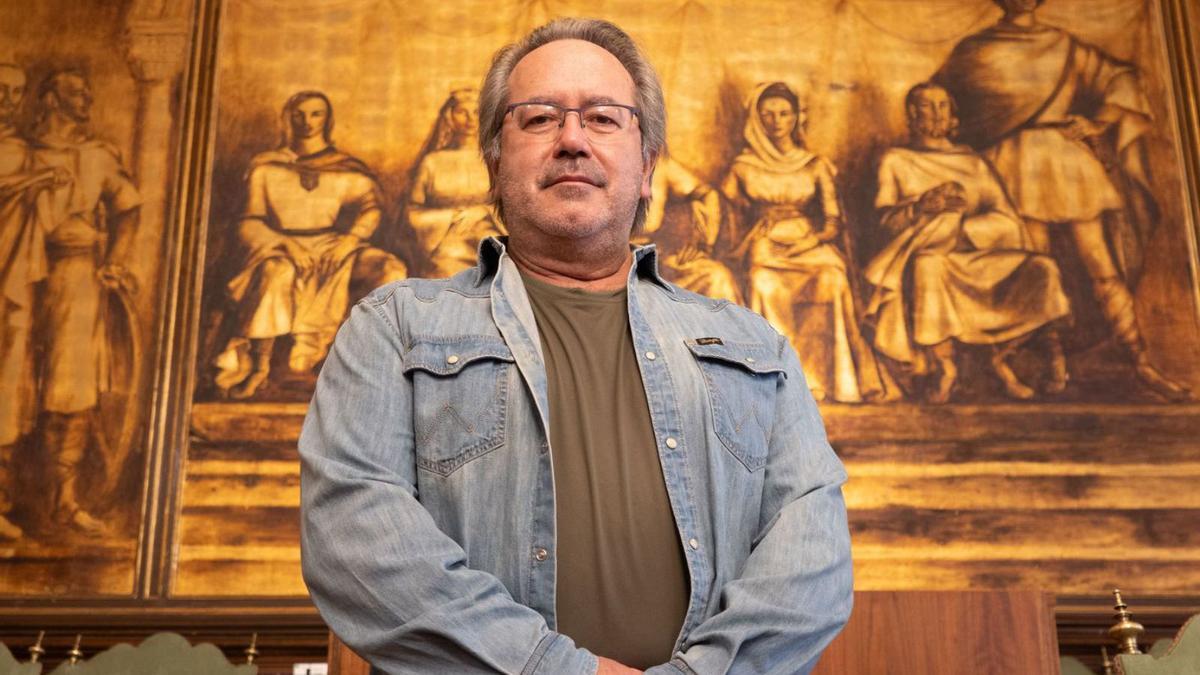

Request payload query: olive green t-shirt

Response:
[520,271,690,669]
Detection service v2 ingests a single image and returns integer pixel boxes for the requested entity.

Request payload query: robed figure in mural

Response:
[864,83,1072,403]
[215,91,406,399]
[722,81,889,403]
[0,63,65,539]
[32,69,142,534]
[406,87,503,278]
[934,0,1191,401]
[641,155,743,305]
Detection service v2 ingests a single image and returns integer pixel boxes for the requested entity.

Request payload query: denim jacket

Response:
[300,237,852,675]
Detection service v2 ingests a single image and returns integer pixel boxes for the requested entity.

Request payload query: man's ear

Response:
[640,150,659,200]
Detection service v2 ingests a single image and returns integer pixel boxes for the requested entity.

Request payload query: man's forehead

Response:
[507,39,636,104]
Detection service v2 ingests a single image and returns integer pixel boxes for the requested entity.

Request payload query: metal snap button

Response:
[688,538,699,550]
[645,351,657,360]
[534,547,549,562]
[446,354,460,364]
[665,437,678,449]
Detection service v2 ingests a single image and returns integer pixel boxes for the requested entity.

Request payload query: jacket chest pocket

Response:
[686,340,786,472]
[403,337,515,477]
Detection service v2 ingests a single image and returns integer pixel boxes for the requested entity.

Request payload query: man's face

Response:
[52,74,92,124]
[291,97,329,141]
[909,87,955,139]
[451,92,479,138]
[496,39,654,245]
[758,96,799,145]
[0,67,26,124]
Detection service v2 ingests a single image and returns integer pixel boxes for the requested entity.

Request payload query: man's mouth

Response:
[550,174,597,186]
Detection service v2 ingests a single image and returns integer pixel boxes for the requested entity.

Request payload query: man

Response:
[934,0,1190,401]
[0,63,63,539]
[214,91,406,399]
[32,69,141,533]
[301,18,851,675]
[863,82,1071,402]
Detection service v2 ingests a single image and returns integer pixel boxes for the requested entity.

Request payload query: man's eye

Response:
[584,113,619,130]
[523,114,557,129]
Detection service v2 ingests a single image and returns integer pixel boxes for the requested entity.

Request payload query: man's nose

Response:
[553,111,591,158]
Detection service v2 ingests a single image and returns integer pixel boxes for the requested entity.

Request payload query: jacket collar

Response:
[473,236,674,294]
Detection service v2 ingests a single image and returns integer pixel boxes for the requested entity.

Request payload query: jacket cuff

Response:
[522,633,597,675]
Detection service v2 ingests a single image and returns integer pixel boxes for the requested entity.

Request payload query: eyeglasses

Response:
[505,102,640,142]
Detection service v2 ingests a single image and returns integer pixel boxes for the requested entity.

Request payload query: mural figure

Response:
[406,87,502,277]
[214,91,406,399]
[0,63,64,540]
[32,68,142,534]
[722,81,889,403]
[934,0,1192,401]
[642,155,743,305]
[863,82,1072,403]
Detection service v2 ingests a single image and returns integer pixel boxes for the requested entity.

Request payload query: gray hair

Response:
[478,17,666,229]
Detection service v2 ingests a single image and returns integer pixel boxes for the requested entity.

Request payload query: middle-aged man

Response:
[300,18,852,675]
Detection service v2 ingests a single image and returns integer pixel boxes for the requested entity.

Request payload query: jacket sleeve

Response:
[300,293,598,675]
[648,333,854,675]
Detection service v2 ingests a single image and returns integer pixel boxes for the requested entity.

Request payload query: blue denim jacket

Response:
[300,238,852,675]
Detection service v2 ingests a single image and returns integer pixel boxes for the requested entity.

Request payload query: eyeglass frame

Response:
[503,101,641,138]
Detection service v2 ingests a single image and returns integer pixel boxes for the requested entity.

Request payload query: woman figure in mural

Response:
[215,91,406,400]
[864,82,1072,403]
[722,82,890,403]
[406,87,503,277]
[640,155,743,305]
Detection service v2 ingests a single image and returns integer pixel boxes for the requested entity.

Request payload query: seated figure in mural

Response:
[721,81,889,403]
[639,154,742,305]
[215,91,406,399]
[863,83,1072,402]
[934,0,1191,401]
[406,87,503,277]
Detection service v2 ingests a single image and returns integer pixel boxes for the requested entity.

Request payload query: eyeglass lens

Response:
[511,103,634,139]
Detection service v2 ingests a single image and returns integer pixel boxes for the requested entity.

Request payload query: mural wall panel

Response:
[0,0,193,596]
[0,0,1197,605]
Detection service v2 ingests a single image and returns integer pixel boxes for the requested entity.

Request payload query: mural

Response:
[174,0,1200,598]
[0,0,193,595]
[0,0,1196,602]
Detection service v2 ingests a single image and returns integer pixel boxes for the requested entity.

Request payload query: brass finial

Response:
[28,631,45,663]
[1100,645,1114,675]
[67,634,84,665]
[1108,589,1144,655]
[244,632,259,665]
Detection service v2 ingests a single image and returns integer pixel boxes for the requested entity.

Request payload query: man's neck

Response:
[42,114,85,143]
[912,134,957,151]
[507,235,633,292]
[292,136,330,157]
[1002,11,1037,28]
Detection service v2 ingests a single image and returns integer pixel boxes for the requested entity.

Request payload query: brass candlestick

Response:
[1107,589,1144,655]
[27,631,45,663]
[67,634,84,665]
[244,632,259,665]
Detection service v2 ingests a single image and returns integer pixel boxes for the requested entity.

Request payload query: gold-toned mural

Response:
[0,0,1198,603]
[0,0,193,596]
[175,0,1200,599]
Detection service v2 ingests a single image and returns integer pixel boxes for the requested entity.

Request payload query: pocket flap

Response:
[685,339,786,377]
[404,336,515,376]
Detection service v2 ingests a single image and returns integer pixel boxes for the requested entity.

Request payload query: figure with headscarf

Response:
[215,91,406,399]
[721,82,889,403]
[406,87,503,277]
[864,83,1071,403]
[934,0,1190,401]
